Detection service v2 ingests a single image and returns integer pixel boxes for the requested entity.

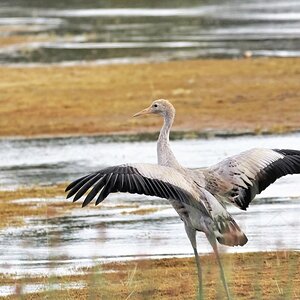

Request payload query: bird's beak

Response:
[132,106,152,118]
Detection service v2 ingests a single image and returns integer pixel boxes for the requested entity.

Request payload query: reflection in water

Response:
[0,133,299,278]
[0,0,300,64]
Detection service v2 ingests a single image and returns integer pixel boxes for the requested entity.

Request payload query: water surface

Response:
[1,0,300,64]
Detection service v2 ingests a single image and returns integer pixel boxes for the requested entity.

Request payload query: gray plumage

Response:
[66,99,300,300]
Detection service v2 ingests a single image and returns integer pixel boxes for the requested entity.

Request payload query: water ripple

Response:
[1,0,300,64]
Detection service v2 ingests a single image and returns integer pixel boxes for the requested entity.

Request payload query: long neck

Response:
[157,111,180,168]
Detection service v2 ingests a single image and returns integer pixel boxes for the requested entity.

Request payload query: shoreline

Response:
[1,127,300,143]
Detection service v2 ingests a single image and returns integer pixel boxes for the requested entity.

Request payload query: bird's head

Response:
[133,99,175,118]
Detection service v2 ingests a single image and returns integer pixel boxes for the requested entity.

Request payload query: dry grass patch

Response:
[0,58,299,137]
[1,251,299,299]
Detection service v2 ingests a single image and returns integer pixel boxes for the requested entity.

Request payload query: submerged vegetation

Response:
[0,185,67,228]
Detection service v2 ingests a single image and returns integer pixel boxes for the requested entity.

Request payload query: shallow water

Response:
[0,133,299,281]
[1,196,300,279]
[1,133,300,191]
[0,281,86,297]
[1,0,300,64]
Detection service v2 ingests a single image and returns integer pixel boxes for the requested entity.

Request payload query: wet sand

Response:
[0,58,299,138]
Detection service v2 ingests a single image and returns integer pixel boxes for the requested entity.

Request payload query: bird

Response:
[65,99,300,299]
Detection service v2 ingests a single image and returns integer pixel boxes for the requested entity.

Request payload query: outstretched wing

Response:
[66,163,209,216]
[204,148,300,210]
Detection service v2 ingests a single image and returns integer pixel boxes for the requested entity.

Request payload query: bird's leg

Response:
[193,245,204,300]
[206,233,232,300]
[184,224,203,300]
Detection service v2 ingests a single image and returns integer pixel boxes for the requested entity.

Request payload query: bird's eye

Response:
[154,104,158,108]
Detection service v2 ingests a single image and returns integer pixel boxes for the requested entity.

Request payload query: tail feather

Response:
[215,217,248,246]
[201,189,248,247]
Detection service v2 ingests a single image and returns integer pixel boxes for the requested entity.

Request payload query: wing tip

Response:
[240,204,248,211]
[66,189,75,199]
[65,185,71,193]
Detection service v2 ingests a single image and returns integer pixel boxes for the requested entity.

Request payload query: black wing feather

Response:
[82,175,107,207]
[66,165,194,208]
[73,173,102,202]
[65,173,90,192]
[130,174,144,194]
[66,173,95,199]
[143,177,157,195]
[135,175,151,196]
[96,173,114,205]
[236,149,300,210]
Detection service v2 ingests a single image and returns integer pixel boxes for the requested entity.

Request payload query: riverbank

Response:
[1,251,299,299]
[1,57,299,138]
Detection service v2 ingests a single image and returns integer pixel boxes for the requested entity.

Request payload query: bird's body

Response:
[66,99,300,299]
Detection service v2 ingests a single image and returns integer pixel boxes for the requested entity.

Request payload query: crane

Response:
[66,99,300,299]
